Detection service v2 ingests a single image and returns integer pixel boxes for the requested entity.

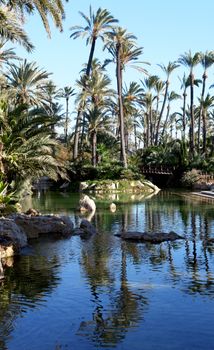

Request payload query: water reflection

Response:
[0,252,61,349]
[1,190,214,349]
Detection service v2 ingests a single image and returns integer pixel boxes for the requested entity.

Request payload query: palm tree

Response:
[0,6,33,51]
[1,0,68,37]
[141,75,159,146]
[70,6,118,160]
[70,6,118,77]
[178,51,201,156]
[105,26,147,168]
[58,86,75,143]
[0,104,68,188]
[197,51,214,152]
[76,69,115,165]
[161,91,181,141]
[199,94,214,155]
[83,106,114,166]
[123,81,144,150]
[0,40,19,68]
[4,59,50,107]
[155,62,179,145]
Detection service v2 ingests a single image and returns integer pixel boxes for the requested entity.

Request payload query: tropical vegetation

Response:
[1,3,214,209]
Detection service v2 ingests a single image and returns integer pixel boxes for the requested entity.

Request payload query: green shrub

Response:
[181,169,201,187]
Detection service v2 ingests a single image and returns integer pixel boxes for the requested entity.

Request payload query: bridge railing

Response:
[141,165,176,175]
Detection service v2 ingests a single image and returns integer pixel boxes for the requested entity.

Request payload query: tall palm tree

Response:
[70,6,118,77]
[155,62,179,145]
[199,94,214,155]
[1,0,68,37]
[105,26,147,168]
[178,51,201,156]
[197,51,214,152]
[70,6,118,160]
[58,86,75,142]
[141,75,159,146]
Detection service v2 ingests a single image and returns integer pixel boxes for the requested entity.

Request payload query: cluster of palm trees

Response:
[0,0,70,198]
[1,2,214,200]
[70,6,214,172]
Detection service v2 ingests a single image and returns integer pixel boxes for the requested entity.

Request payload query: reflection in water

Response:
[1,190,214,349]
[0,252,61,349]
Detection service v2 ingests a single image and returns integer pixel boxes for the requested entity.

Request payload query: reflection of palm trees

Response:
[0,253,61,348]
[78,210,148,347]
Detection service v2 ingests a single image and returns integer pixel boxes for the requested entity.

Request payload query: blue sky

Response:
[17,0,214,86]
[14,0,214,128]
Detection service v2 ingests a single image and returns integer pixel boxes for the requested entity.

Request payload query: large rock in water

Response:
[13,214,74,239]
[116,231,184,243]
[79,195,96,212]
[0,218,27,248]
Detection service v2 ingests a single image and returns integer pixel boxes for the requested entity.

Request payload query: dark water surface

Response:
[1,190,214,350]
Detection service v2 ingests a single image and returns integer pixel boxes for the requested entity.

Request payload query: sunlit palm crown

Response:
[70,6,118,44]
[178,51,201,72]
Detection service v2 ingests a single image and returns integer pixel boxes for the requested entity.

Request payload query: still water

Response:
[1,190,214,350]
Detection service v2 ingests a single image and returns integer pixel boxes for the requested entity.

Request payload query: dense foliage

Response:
[0,3,214,206]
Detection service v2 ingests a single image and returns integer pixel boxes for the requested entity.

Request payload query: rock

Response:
[13,214,74,239]
[80,219,97,239]
[115,231,184,243]
[79,195,96,212]
[0,218,28,248]
[110,203,116,212]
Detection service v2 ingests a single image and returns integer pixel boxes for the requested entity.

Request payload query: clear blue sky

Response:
[14,0,214,122]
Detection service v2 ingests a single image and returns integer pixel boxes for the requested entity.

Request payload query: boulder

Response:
[13,214,74,239]
[79,195,96,212]
[115,231,184,243]
[0,217,27,248]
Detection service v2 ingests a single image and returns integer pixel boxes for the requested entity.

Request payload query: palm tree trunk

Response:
[155,81,169,145]
[73,37,97,160]
[190,73,195,156]
[134,123,137,150]
[149,108,153,146]
[182,89,187,140]
[202,109,207,155]
[73,109,81,160]
[92,131,97,167]
[145,112,149,148]
[65,97,69,143]
[86,37,96,76]
[116,44,127,168]
[161,104,170,140]
[153,95,159,144]
[197,72,207,153]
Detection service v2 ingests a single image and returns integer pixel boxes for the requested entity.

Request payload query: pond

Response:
[1,190,214,350]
